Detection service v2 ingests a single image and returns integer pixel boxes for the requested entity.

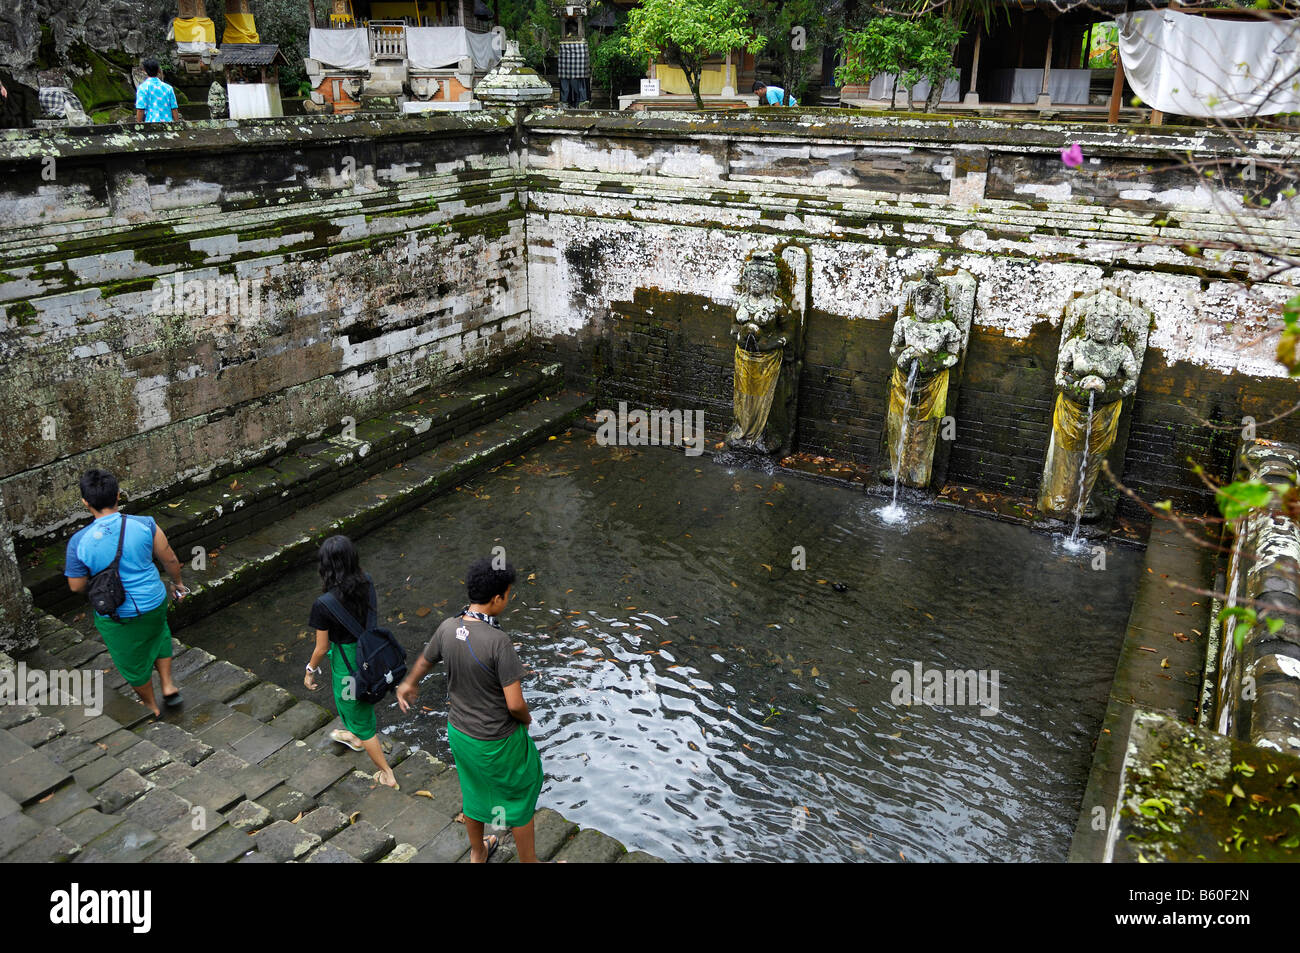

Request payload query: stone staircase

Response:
[1,612,663,863]
[23,361,586,626]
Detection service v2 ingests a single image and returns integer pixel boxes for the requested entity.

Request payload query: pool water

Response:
[180,431,1139,862]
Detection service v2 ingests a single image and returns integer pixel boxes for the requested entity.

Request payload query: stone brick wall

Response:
[525,111,1300,516]
[0,114,528,542]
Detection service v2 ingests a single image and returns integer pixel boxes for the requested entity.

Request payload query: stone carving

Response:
[1038,290,1149,522]
[207,81,228,119]
[725,249,804,457]
[883,268,976,489]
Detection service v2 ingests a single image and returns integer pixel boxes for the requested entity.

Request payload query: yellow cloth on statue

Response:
[887,365,948,425]
[174,17,216,43]
[223,12,259,44]
[732,345,782,443]
[655,64,737,96]
[1052,391,1121,456]
[1039,391,1123,514]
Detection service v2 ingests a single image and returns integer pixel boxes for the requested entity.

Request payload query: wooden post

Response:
[963,27,982,105]
[1108,49,1124,122]
[307,0,317,29]
[1036,17,1055,108]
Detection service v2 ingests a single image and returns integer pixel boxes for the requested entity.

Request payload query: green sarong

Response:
[92,600,173,688]
[447,721,543,827]
[330,641,377,741]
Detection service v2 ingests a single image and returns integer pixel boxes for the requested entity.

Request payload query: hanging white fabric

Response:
[1117,10,1300,117]
[407,27,500,72]
[309,27,370,70]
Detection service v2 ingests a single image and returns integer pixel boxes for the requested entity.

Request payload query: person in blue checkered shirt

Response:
[135,57,180,123]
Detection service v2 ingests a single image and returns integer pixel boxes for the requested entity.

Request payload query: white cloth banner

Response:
[866,73,960,103]
[309,27,370,70]
[1118,10,1300,117]
[407,27,501,72]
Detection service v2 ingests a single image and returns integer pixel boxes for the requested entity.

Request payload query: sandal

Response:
[163,690,183,708]
[329,728,363,752]
[372,770,399,791]
[473,834,499,863]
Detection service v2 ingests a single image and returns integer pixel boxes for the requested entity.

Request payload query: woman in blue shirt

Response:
[65,469,187,717]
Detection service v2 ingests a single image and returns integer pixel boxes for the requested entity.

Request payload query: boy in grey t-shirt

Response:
[397,557,545,862]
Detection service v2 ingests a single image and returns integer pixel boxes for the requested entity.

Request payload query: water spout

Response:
[1067,390,1095,546]
[881,359,919,523]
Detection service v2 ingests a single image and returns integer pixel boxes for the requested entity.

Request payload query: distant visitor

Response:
[135,57,180,123]
[753,80,797,106]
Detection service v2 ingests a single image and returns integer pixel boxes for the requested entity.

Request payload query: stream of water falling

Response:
[1067,390,1096,546]
[880,360,919,523]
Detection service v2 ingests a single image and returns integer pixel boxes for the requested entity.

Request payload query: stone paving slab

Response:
[0,812,45,857]
[270,700,334,740]
[230,682,296,722]
[531,807,578,861]
[72,753,129,791]
[135,722,213,765]
[254,820,320,861]
[1,750,72,805]
[303,843,360,863]
[76,818,165,863]
[183,661,259,704]
[189,824,254,863]
[93,768,153,813]
[5,826,79,862]
[554,828,626,864]
[326,819,394,862]
[170,773,245,815]
[11,716,65,747]
[23,783,98,827]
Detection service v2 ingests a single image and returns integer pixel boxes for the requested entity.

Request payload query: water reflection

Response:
[180,432,1139,862]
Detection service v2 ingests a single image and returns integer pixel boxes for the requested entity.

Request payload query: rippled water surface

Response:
[181,432,1139,861]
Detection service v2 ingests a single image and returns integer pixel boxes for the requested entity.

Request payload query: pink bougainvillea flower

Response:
[1060,143,1083,167]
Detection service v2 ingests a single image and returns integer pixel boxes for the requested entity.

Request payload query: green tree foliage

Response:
[622,0,765,108]
[836,15,963,111]
[750,0,841,107]
[591,29,645,107]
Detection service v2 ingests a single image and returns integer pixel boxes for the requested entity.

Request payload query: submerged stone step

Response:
[23,362,564,616]
[167,390,591,629]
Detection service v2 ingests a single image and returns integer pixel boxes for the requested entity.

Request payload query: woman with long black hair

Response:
[303,535,398,788]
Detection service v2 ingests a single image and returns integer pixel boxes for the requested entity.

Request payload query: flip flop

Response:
[329,728,363,752]
[372,770,399,791]
[163,691,183,708]
[474,835,499,863]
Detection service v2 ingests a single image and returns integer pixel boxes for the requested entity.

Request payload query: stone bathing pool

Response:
[178,430,1140,862]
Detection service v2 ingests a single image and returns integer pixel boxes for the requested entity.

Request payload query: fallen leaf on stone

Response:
[291,812,304,823]
[349,811,361,824]
[414,790,433,799]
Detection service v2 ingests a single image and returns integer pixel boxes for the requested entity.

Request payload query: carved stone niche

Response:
[1037,289,1151,532]
[881,267,977,492]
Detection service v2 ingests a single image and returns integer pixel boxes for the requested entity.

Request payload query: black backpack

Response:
[86,516,136,622]
[320,579,408,704]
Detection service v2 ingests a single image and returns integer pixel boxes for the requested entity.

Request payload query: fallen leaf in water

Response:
[1139,646,1156,652]
[761,564,773,572]
[811,666,821,677]
[376,494,387,500]
[416,606,431,617]
[1160,658,1170,668]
